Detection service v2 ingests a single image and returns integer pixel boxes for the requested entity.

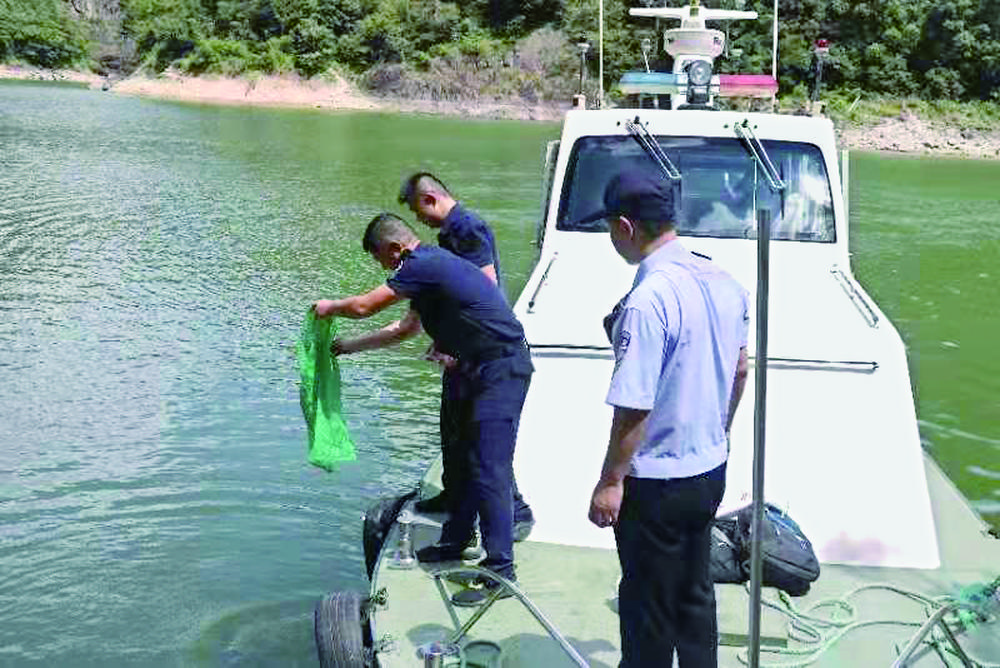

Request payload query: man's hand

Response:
[588,479,623,528]
[423,343,456,369]
[588,406,647,529]
[330,338,347,356]
[313,300,338,318]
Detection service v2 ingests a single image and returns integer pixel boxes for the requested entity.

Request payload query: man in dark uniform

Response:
[398,172,534,540]
[314,213,532,606]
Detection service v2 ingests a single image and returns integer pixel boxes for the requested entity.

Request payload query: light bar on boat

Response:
[719,74,778,98]
[618,72,776,99]
[619,72,680,95]
[618,71,719,96]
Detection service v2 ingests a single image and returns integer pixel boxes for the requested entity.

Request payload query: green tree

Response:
[822,0,926,96]
[465,0,564,34]
[0,0,89,67]
[7,0,994,99]
[562,0,658,93]
[338,0,463,66]
[917,0,1000,99]
[974,0,1000,99]
[268,0,374,74]
[120,0,208,69]
[211,0,283,41]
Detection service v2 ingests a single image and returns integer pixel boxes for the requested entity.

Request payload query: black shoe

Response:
[513,517,535,542]
[416,542,466,563]
[415,493,450,514]
[451,575,518,607]
[444,571,482,587]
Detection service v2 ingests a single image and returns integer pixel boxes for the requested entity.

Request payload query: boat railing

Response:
[891,602,980,668]
[526,254,558,313]
[429,565,590,668]
[830,266,880,328]
[893,575,1000,668]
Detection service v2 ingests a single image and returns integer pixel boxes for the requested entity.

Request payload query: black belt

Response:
[465,338,528,365]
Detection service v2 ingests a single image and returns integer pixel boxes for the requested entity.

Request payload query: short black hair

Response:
[398,172,452,206]
[362,213,419,254]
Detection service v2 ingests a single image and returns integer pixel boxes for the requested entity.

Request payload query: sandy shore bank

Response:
[838,113,1000,160]
[0,63,103,86]
[3,65,999,157]
[110,70,381,112]
[108,71,567,121]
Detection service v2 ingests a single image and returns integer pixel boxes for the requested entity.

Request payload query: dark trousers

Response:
[440,354,532,578]
[440,366,532,523]
[614,464,727,668]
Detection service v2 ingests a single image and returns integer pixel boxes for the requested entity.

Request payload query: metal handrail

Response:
[733,124,784,668]
[746,208,773,668]
[758,357,878,373]
[430,566,589,667]
[528,344,613,352]
[830,266,880,328]
[527,254,557,313]
[891,602,977,668]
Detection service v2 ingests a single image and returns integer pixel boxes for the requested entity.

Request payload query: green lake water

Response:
[0,81,997,666]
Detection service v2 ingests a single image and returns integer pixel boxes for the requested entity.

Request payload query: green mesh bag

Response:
[297,308,356,471]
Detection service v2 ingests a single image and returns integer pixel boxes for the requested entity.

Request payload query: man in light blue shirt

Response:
[587,171,750,668]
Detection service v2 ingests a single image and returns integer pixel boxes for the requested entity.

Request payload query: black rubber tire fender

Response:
[314,590,368,668]
[362,490,418,580]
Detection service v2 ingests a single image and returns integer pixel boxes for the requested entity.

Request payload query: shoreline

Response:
[3,65,999,158]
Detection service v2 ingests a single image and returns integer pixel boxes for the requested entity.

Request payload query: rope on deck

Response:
[735,577,1000,668]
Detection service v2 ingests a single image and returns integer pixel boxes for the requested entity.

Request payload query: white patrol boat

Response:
[315,3,1000,667]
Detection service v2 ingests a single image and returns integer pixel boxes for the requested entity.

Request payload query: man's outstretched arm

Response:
[314,284,400,319]
[334,309,422,356]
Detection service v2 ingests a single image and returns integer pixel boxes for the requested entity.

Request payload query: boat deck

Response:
[369,454,1000,667]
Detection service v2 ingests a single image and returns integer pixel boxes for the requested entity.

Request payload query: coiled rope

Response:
[736,577,1000,667]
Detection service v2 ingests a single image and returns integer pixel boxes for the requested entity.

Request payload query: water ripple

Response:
[918,419,1000,449]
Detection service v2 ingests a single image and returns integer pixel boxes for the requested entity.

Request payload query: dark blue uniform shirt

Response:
[387,245,524,363]
[437,203,504,296]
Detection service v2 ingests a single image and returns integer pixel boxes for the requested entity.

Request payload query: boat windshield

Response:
[557,136,836,242]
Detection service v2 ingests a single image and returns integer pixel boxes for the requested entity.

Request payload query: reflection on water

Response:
[1,82,998,665]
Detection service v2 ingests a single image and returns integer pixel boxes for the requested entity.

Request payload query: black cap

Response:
[602,171,676,223]
[575,170,676,227]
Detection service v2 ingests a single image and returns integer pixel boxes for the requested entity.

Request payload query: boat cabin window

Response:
[557,136,836,242]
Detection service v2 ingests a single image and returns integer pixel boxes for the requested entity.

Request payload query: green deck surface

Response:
[368,455,1000,667]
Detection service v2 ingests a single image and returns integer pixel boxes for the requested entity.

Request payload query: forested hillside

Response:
[2,0,999,103]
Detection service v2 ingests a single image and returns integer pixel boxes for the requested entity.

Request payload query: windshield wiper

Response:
[734,119,785,192]
[625,117,682,181]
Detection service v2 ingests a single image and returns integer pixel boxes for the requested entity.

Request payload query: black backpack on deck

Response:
[709,513,745,584]
[710,503,820,596]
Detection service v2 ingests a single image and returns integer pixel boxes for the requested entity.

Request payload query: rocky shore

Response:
[4,64,999,159]
[838,112,1000,160]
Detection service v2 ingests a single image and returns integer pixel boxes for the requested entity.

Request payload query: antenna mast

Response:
[599,0,605,107]
[771,0,778,79]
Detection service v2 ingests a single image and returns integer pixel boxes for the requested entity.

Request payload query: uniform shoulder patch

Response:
[617,329,631,360]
